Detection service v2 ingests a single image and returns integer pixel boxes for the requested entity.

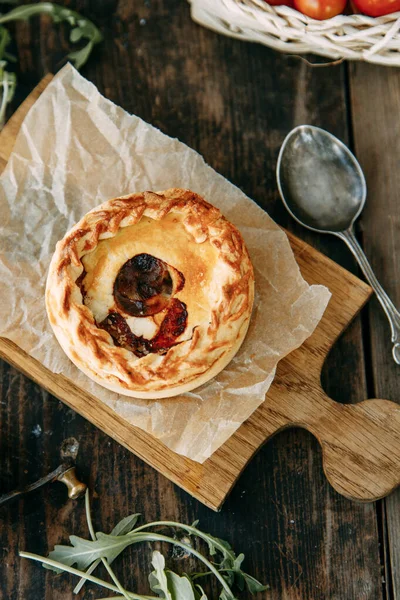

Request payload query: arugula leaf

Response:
[241,573,270,594]
[0,27,15,125]
[49,509,139,575]
[24,499,268,600]
[185,528,265,595]
[49,531,138,572]
[0,2,102,127]
[0,3,102,68]
[149,551,172,599]
[194,584,208,600]
[166,571,196,600]
[132,520,268,597]
[149,554,197,600]
[49,534,116,571]
[203,533,234,563]
[73,508,141,595]
[183,577,207,600]
[110,513,141,537]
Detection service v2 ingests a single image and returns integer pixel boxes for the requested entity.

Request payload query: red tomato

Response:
[294,0,347,18]
[352,0,400,15]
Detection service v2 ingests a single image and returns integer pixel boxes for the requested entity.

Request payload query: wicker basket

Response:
[189,0,400,66]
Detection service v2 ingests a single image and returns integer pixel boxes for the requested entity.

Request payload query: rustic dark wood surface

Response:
[0,1,398,599]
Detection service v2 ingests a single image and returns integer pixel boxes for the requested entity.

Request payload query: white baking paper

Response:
[0,64,331,463]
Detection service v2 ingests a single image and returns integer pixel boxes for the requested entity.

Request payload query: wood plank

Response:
[0,1,384,599]
[350,60,400,600]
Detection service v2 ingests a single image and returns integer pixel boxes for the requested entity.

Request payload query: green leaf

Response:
[220,588,241,600]
[48,532,132,572]
[0,25,10,61]
[189,528,235,570]
[0,2,103,131]
[3,51,16,62]
[204,534,233,558]
[96,532,136,564]
[199,533,235,575]
[69,26,83,43]
[242,572,270,594]
[194,584,208,600]
[184,526,267,595]
[149,558,197,600]
[74,505,141,593]
[0,3,102,69]
[166,571,196,600]
[110,514,141,537]
[0,68,16,127]
[182,576,207,600]
[232,554,244,571]
[68,41,93,69]
[224,571,235,588]
[48,536,103,571]
[149,551,172,599]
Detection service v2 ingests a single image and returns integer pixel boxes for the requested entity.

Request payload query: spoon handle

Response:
[339,229,400,365]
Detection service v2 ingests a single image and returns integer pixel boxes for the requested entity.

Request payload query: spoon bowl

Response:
[277,124,400,364]
[277,125,366,234]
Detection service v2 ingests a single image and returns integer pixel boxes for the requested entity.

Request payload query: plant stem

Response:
[192,568,235,579]
[0,71,9,128]
[102,561,132,600]
[191,570,214,580]
[19,552,156,600]
[73,558,101,594]
[84,490,131,600]
[131,521,235,561]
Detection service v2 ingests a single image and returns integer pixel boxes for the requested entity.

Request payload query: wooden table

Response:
[1,2,399,598]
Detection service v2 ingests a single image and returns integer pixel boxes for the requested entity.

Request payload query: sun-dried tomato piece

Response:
[99,299,188,358]
[149,299,188,353]
[99,312,135,349]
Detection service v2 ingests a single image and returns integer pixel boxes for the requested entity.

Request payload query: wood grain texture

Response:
[1,75,399,508]
[0,1,389,598]
[349,61,400,600]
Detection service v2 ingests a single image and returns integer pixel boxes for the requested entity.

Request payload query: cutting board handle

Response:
[305,396,400,501]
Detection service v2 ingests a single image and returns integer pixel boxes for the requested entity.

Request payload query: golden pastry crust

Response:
[45,188,254,398]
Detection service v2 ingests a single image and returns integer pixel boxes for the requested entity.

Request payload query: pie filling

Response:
[77,253,188,357]
[114,253,175,317]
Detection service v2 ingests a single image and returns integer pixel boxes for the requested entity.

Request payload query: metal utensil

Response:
[277,124,400,365]
[0,463,86,507]
[0,437,86,507]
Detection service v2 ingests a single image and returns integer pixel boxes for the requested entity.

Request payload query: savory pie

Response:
[45,188,254,398]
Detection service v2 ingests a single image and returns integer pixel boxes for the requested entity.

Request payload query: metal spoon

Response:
[276,124,400,365]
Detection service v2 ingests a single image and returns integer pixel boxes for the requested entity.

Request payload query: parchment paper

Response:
[0,64,331,463]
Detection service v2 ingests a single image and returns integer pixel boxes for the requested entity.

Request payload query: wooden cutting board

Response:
[1,76,399,511]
